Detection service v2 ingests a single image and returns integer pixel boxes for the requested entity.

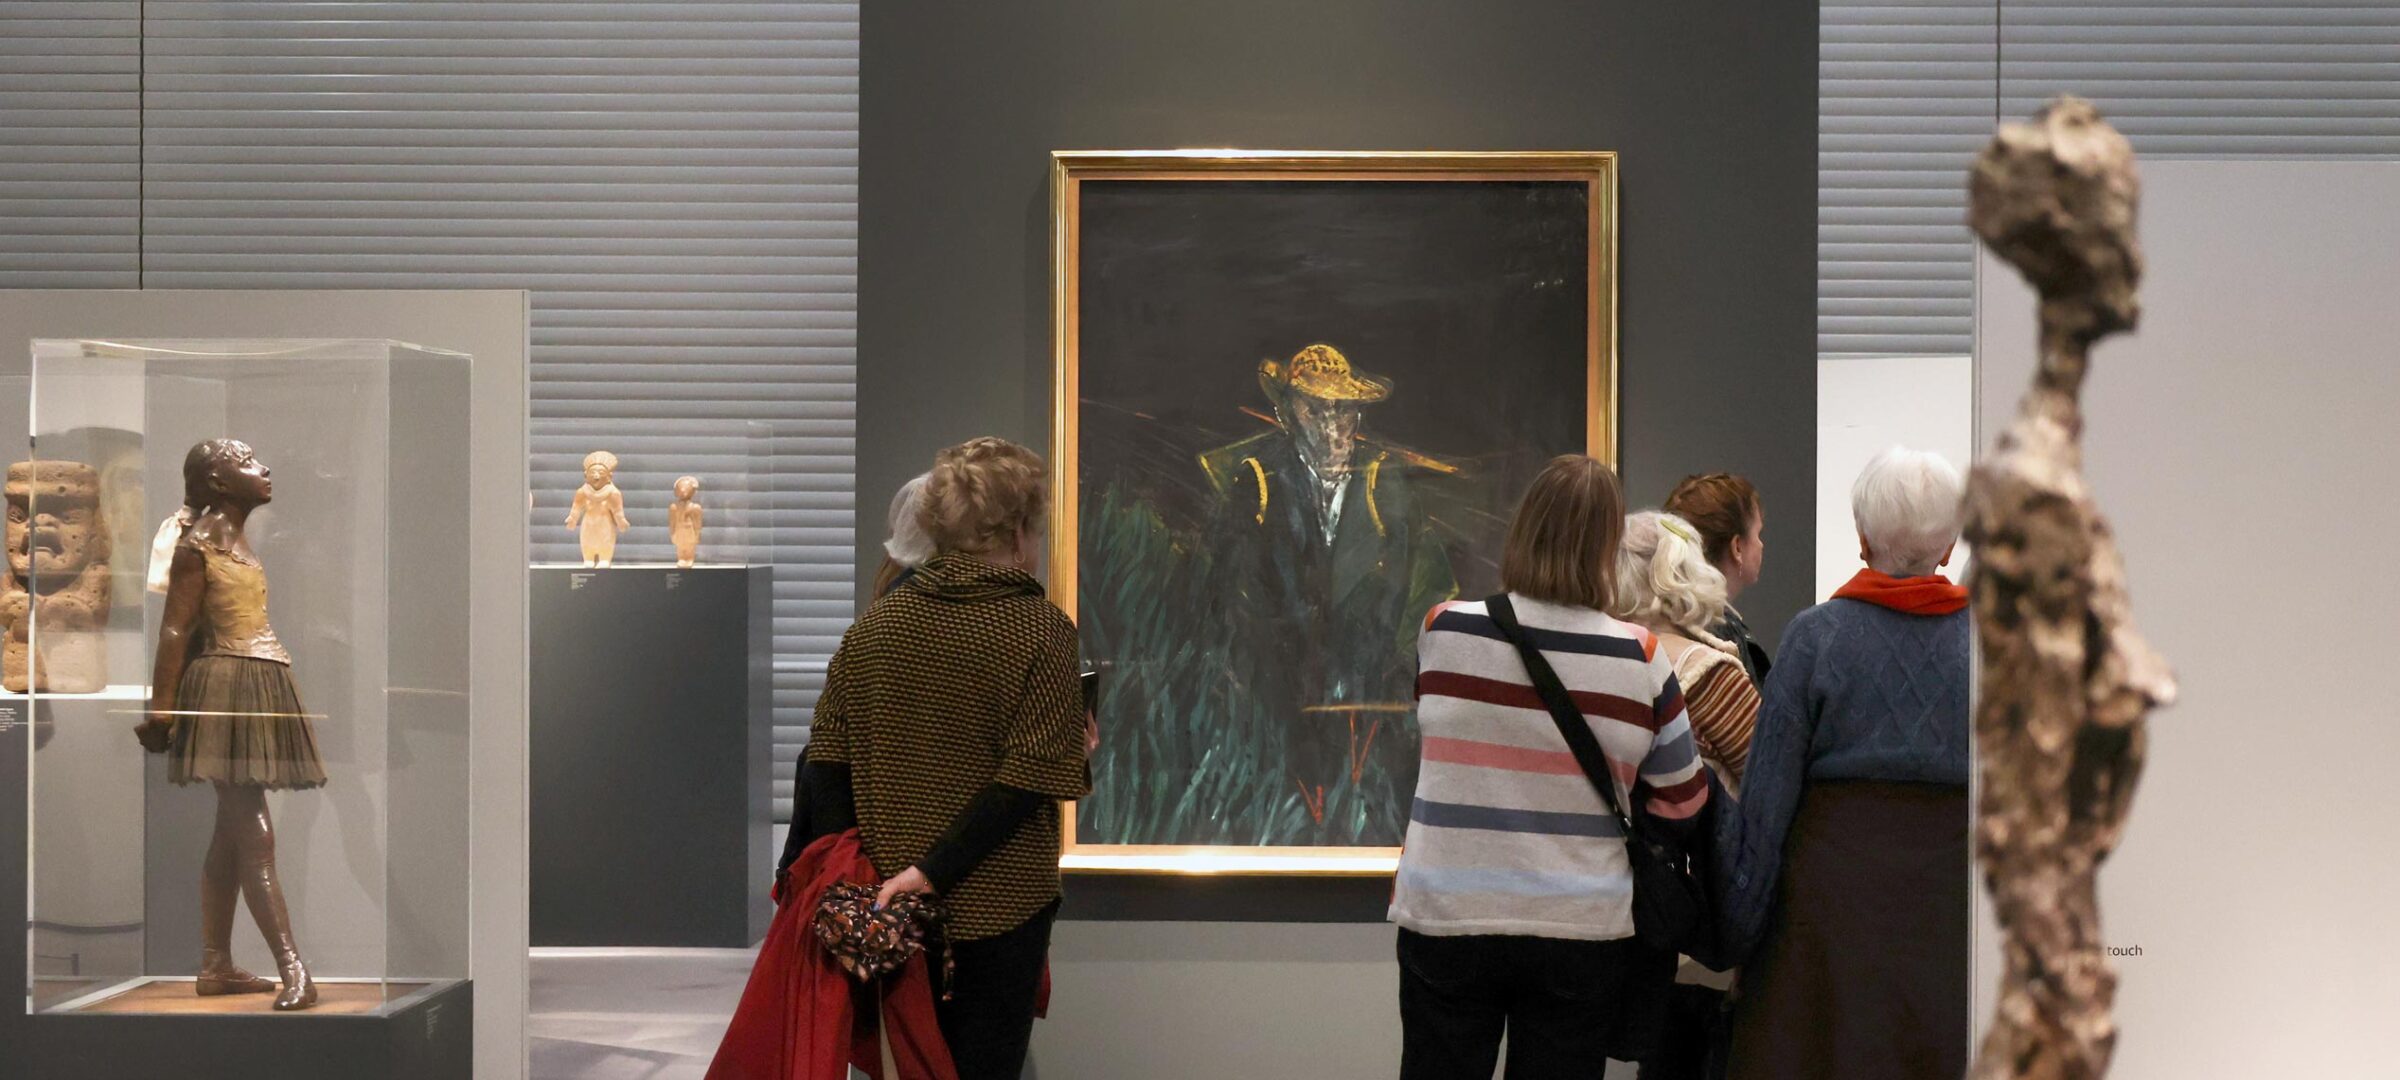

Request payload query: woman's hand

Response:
[874,866,935,910]
[1084,710,1100,755]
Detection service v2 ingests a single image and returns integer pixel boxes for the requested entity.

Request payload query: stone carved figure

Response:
[566,450,632,568]
[135,439,328,1011]
[2,461,112,693]
[669,475,703,568]
[1963,98,2178,1080]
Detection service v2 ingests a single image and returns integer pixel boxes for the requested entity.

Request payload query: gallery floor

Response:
[529,948,751,1080]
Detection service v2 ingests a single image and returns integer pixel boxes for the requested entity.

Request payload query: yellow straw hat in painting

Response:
[1258,343,1393,405]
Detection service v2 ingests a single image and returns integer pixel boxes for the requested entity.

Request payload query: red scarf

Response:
[705,830,958,1080]
[1832,568,1969,616]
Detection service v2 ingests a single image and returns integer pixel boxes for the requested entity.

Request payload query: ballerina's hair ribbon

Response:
[146,507,196,594]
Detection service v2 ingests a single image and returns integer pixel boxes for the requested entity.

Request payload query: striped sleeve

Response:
[1635,659,1711,825]
[1684,663,1760,784]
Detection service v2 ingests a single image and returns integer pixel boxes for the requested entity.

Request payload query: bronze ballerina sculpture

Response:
[135,439,326,1011]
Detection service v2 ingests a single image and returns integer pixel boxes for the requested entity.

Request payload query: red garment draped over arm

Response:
[705,830,958,1080]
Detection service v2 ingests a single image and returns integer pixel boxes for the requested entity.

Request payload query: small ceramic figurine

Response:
[136,439,325,1011]
[2,461,112,693]
[669,476,703,568]
[566,451,632,567]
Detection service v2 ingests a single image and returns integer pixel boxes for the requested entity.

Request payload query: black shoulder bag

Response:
[1484,594,1719,964]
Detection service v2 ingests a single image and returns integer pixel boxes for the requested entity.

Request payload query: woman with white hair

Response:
[872,471,935,597]
[1711,446,1973,1080]
[1615,509,1760,1080]
[1614,510,1758,789]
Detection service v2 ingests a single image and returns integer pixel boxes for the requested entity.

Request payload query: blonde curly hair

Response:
[1612,510,1732,648]
[918,437,1049,559]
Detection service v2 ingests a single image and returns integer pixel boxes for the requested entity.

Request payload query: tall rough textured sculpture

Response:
[1964,97,2177,1080]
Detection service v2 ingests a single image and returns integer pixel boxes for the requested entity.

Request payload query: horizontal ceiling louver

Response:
[134,0,861,821]
[0,2,141,288]
[1821,1,1998,360]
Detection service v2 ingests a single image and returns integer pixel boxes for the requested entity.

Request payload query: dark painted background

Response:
[859,0,1815,917]
[1078,177,1590,592]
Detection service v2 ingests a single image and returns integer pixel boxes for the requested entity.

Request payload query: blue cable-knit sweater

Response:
[1713,597,1971,959]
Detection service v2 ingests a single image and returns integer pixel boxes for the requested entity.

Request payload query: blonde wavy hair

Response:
[1612,510,1733,648]
[917,436,1049,559]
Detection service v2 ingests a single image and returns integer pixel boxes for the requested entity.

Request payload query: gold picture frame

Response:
[1051,150,1619,874]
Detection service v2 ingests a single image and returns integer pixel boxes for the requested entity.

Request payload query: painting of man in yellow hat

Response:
[1192,344,1459,824]
[1058,155,1614,863]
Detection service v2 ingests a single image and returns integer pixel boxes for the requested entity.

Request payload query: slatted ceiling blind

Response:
[2000,2,2400,157]
[137,1,860,821]
[0,2,141,289]
[1820,1,1998,360]
[1829,3,2400,362]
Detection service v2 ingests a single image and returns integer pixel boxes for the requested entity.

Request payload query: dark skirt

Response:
[1725,780,1969,1080]
[168,654,328,790]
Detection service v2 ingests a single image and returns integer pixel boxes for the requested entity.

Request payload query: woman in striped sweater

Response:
[1388,455,1713,1079]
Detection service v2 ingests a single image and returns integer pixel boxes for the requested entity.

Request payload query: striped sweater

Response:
[1388,595,1712,941]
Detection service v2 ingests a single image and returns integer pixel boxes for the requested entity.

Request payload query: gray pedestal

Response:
[530,565,773,947]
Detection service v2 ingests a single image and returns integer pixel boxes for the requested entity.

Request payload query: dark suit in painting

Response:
[1197,427,1456,842]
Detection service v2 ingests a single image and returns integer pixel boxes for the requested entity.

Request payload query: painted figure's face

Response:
[586,462,611,487]
[675,477,699,500]
[1288,393,1362,476]
[6,473,103,584]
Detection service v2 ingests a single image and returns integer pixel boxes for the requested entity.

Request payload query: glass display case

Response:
[18,338,472,1018]
[528,418,776,570]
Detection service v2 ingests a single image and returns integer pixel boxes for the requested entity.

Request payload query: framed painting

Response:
[1052,150,1618,873]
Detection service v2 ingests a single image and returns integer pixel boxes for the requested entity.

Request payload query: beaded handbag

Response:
[810,882,954,999]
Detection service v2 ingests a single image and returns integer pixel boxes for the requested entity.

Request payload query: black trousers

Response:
[1397,928,1644,1080]
[927,899,1058,1080]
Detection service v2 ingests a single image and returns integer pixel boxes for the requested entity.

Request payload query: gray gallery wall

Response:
[1973,162,2400,1077]
[855,0,1817,637]
[857,3,1812,1075]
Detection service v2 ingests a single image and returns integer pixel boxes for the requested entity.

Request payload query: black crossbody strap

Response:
[1485,594,1634,833]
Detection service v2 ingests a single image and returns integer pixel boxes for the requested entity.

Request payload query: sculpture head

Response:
[1968,97,2143,339]
[583,450,619,488]
[674,475,699,501]
[183,439,271,515]
[6,461,107,588]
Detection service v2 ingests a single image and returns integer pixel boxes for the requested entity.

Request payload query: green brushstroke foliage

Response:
[1077,483,1419,848]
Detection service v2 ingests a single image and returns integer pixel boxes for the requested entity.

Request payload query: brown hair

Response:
[1499,455,1625,611]
[871,554,907,597]
[1663,472,1761,569]
[918,437,1049,558]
